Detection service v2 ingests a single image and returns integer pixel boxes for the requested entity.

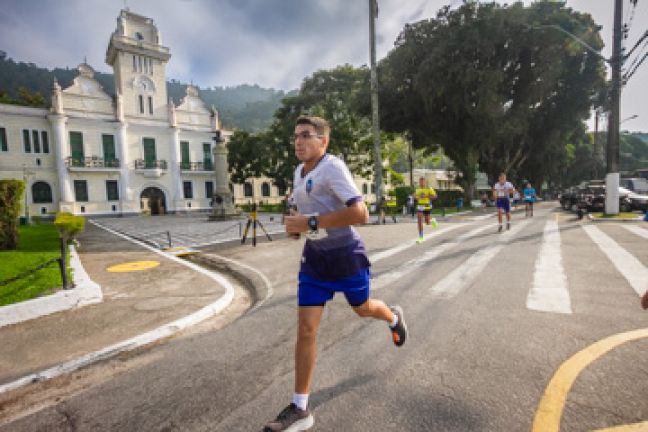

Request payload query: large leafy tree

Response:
[228,65,376,191]
[379,1,606,196]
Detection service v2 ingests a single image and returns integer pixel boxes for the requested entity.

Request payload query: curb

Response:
[0,221,235,395]
[0,245,103,328]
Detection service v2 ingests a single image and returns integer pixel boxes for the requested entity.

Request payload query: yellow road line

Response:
[532,328,648,432]
[592,421,648,431]
[106,260,160,272]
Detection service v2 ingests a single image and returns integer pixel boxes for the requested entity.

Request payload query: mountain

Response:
[0,51,289,132]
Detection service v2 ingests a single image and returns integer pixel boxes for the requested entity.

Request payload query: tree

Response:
[379,2,606,197]
[0,180,25,250]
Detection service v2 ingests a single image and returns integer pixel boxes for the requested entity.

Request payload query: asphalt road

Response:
[2,203,647,432]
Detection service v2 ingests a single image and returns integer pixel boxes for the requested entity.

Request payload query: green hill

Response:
[0,51,289,132]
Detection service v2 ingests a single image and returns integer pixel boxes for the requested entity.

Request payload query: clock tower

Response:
[105,10,171,120]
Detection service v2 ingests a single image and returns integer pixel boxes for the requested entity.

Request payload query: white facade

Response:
[0,10,226,217]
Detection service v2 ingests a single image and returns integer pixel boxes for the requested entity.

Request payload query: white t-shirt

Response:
[494,181,514,198]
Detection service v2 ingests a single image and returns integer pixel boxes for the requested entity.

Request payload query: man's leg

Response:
[417,212,424,241]
[295,306,324,394]
[352,299,408,346]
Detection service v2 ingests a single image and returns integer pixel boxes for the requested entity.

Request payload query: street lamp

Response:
[620,114,638,125]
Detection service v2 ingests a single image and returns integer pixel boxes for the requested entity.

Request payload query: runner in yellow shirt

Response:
[414,177,438,243]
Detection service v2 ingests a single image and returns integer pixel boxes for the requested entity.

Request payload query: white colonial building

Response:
[0,9,242,218]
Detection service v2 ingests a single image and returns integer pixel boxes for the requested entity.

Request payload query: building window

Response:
[143,138,156,168]
[69,131,84,165]
[139,95,144,114]
[32,182,52,203]
[138,56,143,72]
[41,131,49,153]
[102,134,116,164]
[362,184,368,195]
[148,96,153,115]
[205,181,214,199]
[183,181,193,199]
[74,180,88,202]
[244,182,253,197]
[32,130,40,153]
[261,182,271,197]
[180,141,190,169]
[106,180,119,201]
[133,55,137,72]
[23,129,31,153]
[0,127,7,151]
[371,184,376,194]
[149,58,153,75]
[202,142,212,170]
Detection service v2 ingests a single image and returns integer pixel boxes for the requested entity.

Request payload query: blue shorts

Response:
[496,198,510,212]
[298,269,370,307]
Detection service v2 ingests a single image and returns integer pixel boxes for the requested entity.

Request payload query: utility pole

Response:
[369,0,383,208]
[605,0,623,214]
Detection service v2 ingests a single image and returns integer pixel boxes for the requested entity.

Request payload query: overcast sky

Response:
[0,0,646,131]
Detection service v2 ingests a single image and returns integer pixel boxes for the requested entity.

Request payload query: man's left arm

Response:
[284,201,367,234]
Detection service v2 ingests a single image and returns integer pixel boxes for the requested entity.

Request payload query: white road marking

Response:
[583,225,648,297]
[430,219,533,298]
[622,224,648,240]
[372,223,493,290]
[369,224,463,264]
[526,220,571,314]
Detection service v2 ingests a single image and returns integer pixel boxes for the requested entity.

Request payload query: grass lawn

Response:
[0,223,71,306]
[590,212,642,220]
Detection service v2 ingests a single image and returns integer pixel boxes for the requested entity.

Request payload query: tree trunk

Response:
[59,236,68,289]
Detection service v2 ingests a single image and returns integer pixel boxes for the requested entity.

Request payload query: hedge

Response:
[0,179,26,250]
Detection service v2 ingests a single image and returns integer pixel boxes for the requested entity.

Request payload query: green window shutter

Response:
[102,134,116,162]
[203,142,212,169]
[23,129,31,152]
[32,130,40,153]
[106,180,119,201]
[180,141,190,169]
[41,131,49,153]
[70,131,84,165]
[0,128,7,151]
[143,138,156,167]
[74,180,88,202]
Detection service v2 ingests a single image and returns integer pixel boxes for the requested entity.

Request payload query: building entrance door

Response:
[140,187,166,215]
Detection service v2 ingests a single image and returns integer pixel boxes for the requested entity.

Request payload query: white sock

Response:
[390,314,399,328]
[292,393,309,411]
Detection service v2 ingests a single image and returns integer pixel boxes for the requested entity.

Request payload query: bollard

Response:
[166,231,173,248]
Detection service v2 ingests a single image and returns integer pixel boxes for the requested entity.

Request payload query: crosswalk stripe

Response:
[527,220,571,314]
[369,224,463,264]
[372,223,492,290]
[622,224,648,240]
[430,218,533,298]
[583,225,648,297]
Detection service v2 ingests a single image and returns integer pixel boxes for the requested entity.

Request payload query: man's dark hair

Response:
[295,116,330,136]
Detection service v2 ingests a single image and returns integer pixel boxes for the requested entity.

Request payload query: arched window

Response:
[371,184,376,194]
[244,182,253,197]
[362,184,368,195]
[32,182,52,203]
[261,182,271,197]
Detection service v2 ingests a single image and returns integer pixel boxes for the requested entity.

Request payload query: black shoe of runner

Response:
[263,403,314,432]
[506,222,510,230]
[389,306,408,347]
[498,225,503,232]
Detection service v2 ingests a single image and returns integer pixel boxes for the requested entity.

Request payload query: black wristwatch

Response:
[307,215,319,231]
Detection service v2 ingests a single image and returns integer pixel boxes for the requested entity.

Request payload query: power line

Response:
[624,51,648,81]
[624,29,648,59]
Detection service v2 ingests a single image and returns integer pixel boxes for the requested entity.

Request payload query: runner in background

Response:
[493,173,515,232]
[414,177,438,243]
[523,182,537,217]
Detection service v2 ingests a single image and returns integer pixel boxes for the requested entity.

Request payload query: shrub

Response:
[0,180,26,250]
[54,212,85,243]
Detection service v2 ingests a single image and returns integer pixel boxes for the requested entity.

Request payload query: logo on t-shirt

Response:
[306,178,313,194]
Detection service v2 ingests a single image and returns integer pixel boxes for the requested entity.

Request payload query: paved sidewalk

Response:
[0,223,229,387]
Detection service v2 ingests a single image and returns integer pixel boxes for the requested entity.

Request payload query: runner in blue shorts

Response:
[263,116,408,432]
[493,173,515,232]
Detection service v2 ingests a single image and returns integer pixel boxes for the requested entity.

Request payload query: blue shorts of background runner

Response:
[298,269,370,307]
[496,198,510,212]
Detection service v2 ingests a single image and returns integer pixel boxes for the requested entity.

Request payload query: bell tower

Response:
[105,10,171,120]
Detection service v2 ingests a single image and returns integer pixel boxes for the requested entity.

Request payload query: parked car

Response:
[560,187,580,211]
[620,177,648,194]
[619,186,648,211]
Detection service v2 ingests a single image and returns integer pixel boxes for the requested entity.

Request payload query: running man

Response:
[264,116,408,432]
[493,173,515,232]
[414,177,438,243]
[523,182,537,217]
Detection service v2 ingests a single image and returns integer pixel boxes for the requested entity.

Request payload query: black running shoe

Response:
[498,225,503,232]
[263,403,313,432]
[389,305,408,347]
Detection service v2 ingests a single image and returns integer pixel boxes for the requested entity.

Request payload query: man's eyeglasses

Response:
[293,132,322,142]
